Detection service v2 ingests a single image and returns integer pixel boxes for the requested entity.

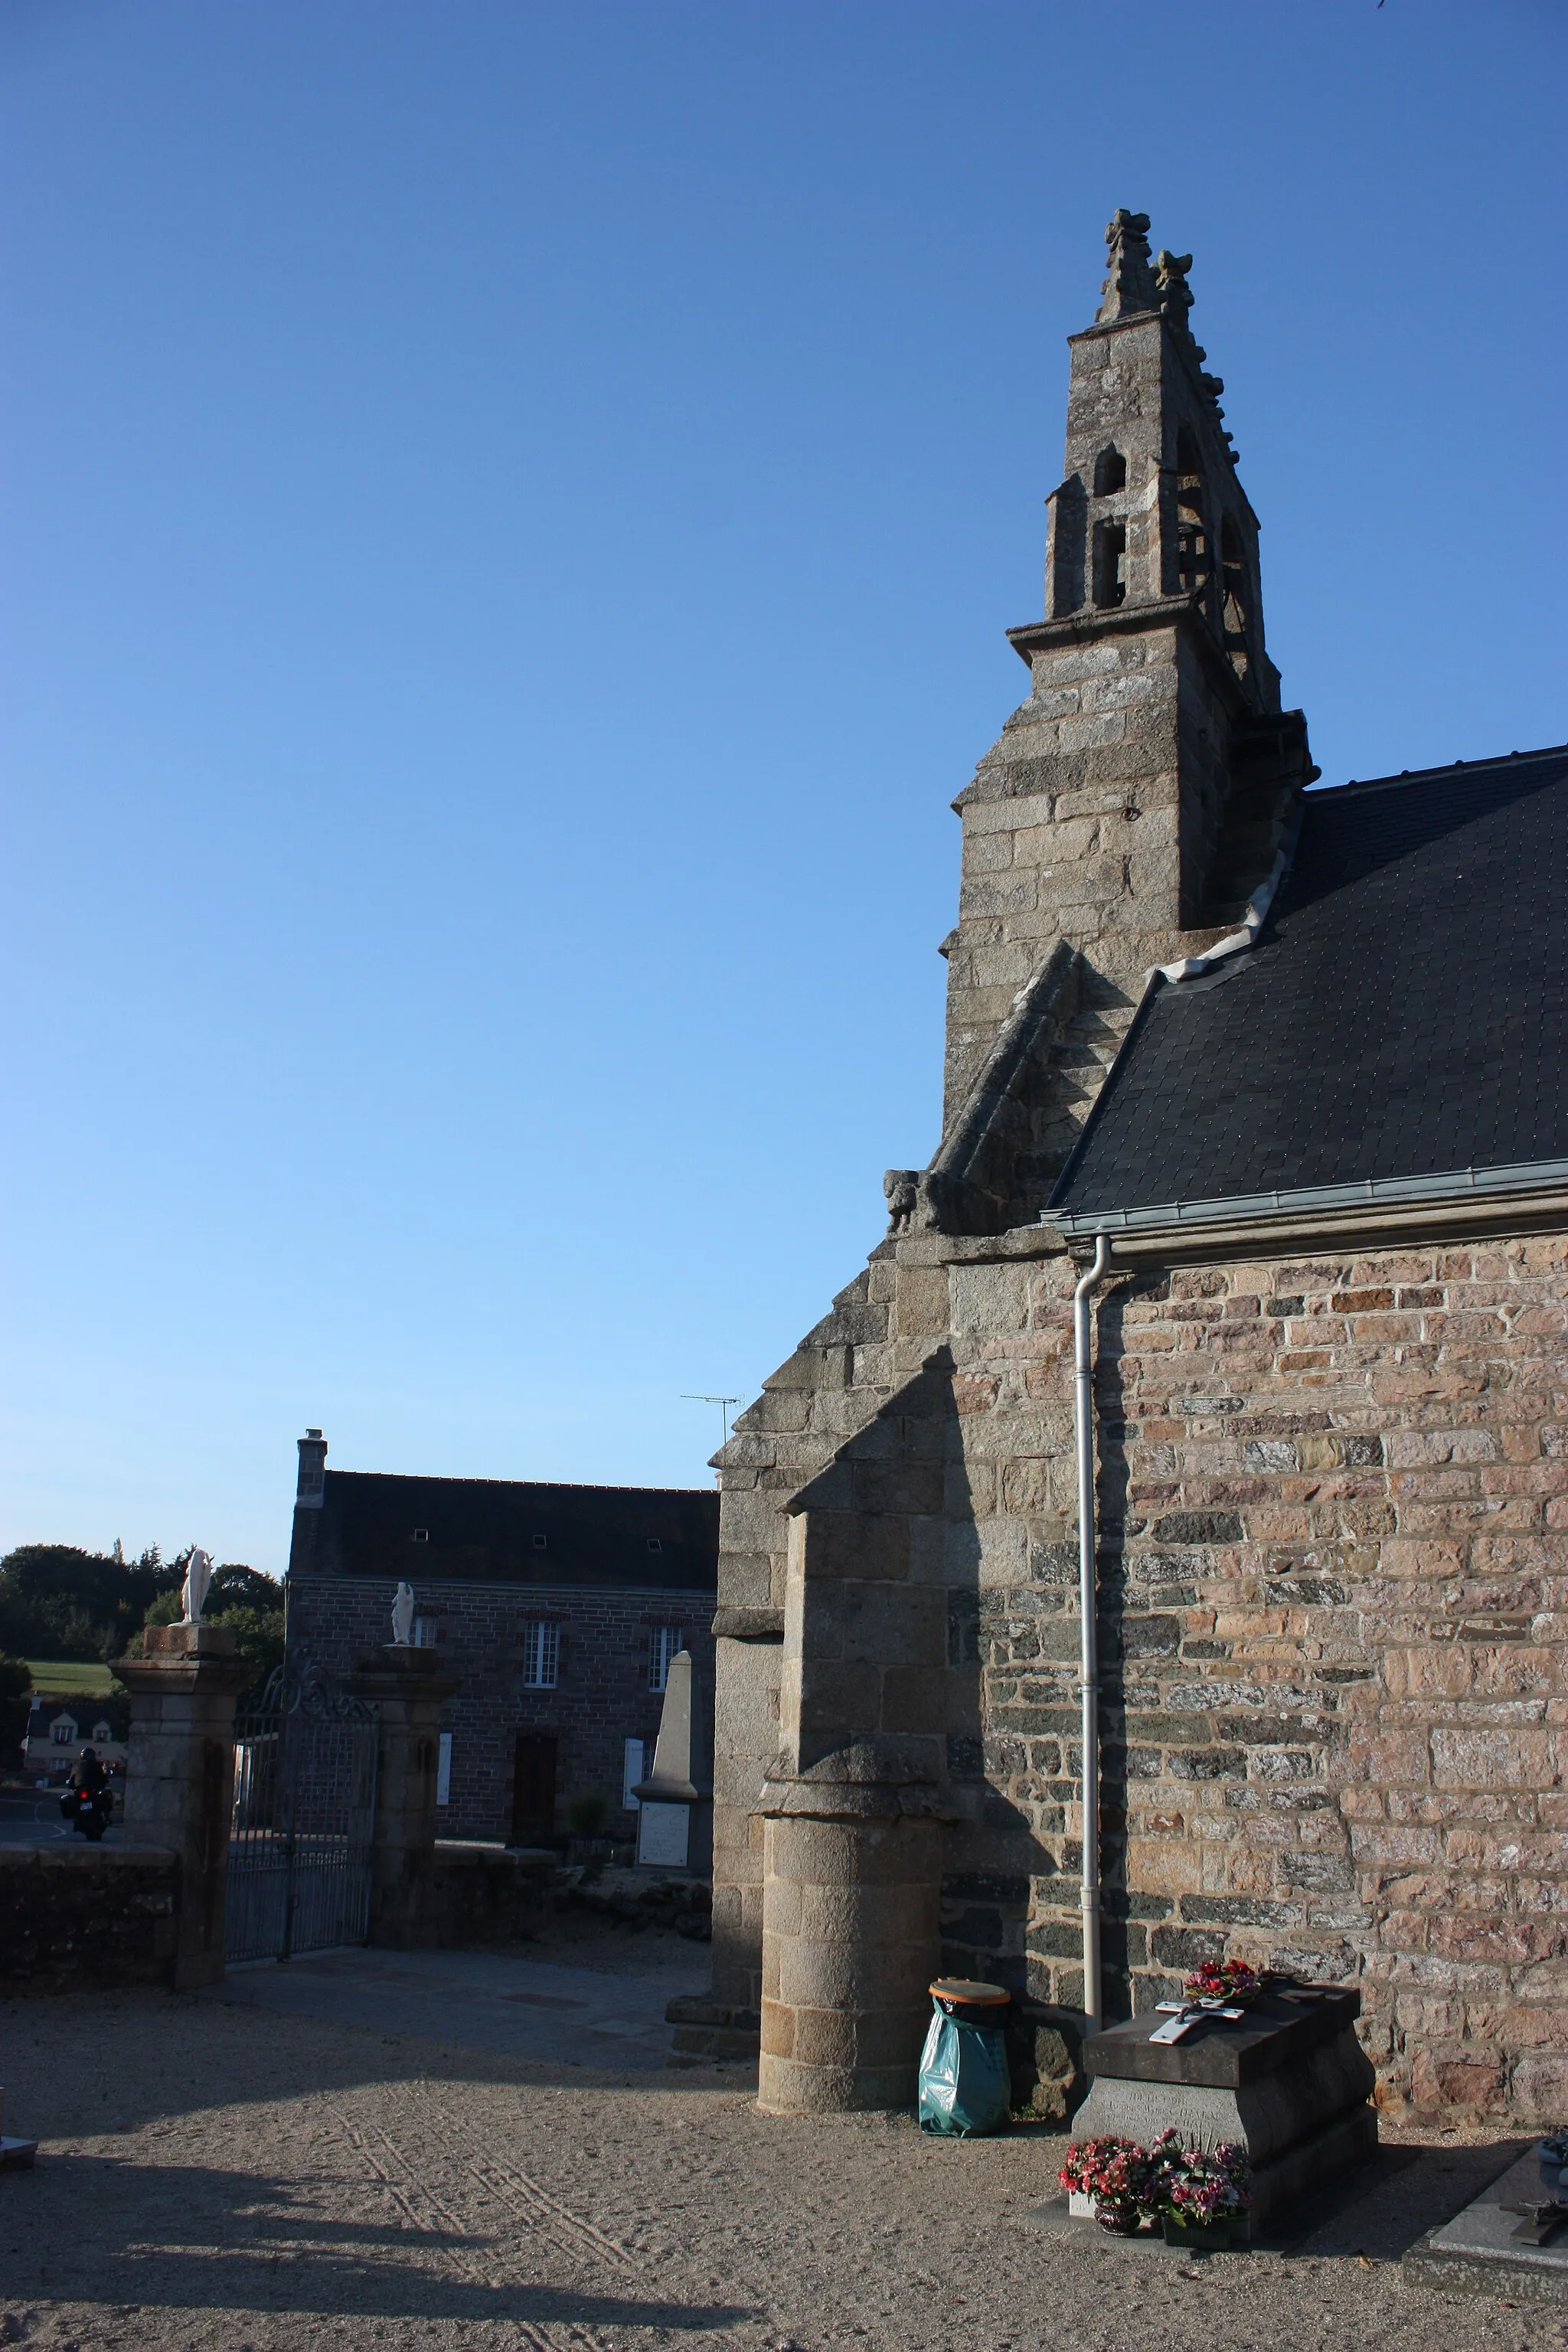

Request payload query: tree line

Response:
[0,1543,286,1763]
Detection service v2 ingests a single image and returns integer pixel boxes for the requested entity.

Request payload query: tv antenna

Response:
[682,1393,743,1447]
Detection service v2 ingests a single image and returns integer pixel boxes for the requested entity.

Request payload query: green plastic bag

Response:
[917,2005,1011,2136]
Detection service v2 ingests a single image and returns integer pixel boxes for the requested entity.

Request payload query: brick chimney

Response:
[288,1427,328,1576]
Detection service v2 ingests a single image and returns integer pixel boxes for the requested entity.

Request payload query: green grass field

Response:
[24,1658,122,1697]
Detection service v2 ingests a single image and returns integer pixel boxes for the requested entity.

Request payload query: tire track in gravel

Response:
[322,2099,616,2352]
[401,2083,639,2271]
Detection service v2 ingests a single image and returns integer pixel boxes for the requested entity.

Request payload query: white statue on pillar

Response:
[391,1581,416,1646]
[181,1548,214,1627]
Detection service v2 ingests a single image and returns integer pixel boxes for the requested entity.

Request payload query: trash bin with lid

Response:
[917,1978,1012,2137]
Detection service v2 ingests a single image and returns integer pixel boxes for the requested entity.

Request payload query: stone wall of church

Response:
[942,1230,1568,2122]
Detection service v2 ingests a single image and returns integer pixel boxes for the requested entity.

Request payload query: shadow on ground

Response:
[2,2153,758,2329]
[1284,2137,1526,2264]
[1,1978,745,2142]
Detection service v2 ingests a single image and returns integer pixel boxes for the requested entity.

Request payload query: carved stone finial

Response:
[1155,249,1195,335]
[884,1169,920,1233]
[1096,209,1158,322]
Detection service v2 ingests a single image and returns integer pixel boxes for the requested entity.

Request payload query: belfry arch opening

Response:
[1220,514,1251,681]
[1092,518,1127,609]
[1093,445,1127,497]
[1174,427,1210,598]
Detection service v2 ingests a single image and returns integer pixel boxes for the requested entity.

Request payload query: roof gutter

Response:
[1054,1156,1568,1247]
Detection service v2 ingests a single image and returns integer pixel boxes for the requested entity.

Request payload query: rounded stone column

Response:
[759,1799,943,2114]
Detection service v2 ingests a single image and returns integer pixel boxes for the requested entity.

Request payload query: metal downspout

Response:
[1073,1232,1113,2034]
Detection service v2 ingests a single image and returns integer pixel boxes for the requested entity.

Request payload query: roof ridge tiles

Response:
[1315,740,1568,801]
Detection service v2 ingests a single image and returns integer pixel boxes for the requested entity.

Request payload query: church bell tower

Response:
[939,210,1314,1152]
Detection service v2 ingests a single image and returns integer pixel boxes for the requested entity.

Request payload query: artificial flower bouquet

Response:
[1059,2131,1252,2241]
[1183,1956,1260,2006]
[1145,2128,1253,2242]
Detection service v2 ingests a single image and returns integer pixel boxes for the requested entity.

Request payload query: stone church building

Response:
[707,211,1568,2125]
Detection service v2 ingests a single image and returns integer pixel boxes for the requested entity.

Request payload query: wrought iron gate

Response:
[226,1661,378,1962]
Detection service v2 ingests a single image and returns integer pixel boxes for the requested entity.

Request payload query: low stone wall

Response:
[0,1845,179,1991]
[429,1841,554,1946]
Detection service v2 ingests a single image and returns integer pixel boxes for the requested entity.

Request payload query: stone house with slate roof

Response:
[285,1431,718,1847]
[706,210,1568,2125]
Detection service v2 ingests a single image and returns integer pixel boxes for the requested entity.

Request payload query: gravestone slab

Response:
[1406,2148,1568,2303]
[1070,1985,1376,2237]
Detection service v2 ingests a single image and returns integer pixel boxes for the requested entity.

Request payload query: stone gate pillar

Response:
[350,1645,459,1949]
[116,1622,253,1989]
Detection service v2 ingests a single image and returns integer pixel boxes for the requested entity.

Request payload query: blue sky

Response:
[2,1,1564,1574]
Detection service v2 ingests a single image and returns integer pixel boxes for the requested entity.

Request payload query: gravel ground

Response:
[0,1947,1558,2352]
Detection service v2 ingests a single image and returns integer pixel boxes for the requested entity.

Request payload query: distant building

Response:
[284,1430,719,1845]
[24,1700,126,1779]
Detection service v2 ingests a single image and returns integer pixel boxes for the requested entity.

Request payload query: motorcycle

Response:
[59,1784,115,1842]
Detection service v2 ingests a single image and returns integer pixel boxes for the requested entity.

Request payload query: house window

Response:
[51,1719,73,1745]
[521,1621,559,1690]
[413,1528,429,1543]
[648,1627,684,1694]
[436,1732,452,1805]
[413,1617,438,1649]
[645,1537,662,1555]
[92,1721,113,1743]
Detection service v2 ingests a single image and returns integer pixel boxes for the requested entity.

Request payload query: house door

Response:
[511,1733,558,1844]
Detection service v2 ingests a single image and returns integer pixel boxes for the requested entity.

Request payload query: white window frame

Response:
[648,1626,684,1694]
[521,1620,559,1690]
[622,1736,645,1810]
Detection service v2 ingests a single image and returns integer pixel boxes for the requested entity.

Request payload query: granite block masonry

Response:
[704,209,1568,2123]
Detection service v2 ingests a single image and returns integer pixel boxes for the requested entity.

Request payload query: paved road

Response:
[0,1788,121,1847]
[207,1944,688,2069]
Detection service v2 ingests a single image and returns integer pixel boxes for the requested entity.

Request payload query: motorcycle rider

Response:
[61,1744,113,1838]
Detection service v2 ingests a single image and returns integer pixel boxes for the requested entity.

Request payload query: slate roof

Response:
[1050,743,1568,1232]
[305,1473,719,1592]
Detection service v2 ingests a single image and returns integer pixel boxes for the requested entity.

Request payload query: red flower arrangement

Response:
[1060,2132,1253,2237]
[1183,1956,1259,2005]
[1057,2135,1154,2232]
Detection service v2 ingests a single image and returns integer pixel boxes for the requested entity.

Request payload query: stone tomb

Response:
[1069,1986,1377,2239]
